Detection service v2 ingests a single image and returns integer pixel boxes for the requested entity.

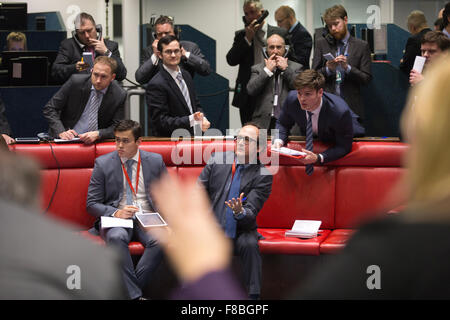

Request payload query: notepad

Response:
[271,146,306,158]
[285,220,322,239]
[101,216,133,229]
[412,56,426,73]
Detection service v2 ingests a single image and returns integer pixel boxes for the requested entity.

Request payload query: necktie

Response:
[125,159,135,205]
[86,90,102,132]
[305,111,314,176]
[224,164,242,239]
[176,72,193,114]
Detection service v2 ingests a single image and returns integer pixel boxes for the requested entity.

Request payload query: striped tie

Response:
[86,89,102,132]
[176,72,193,114]
[305,111,314,176]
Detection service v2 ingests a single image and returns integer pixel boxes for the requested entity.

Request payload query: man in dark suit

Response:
[146,35,210,137]
[135,15,211,85]
[227,0,288,125]
[312,5,372,120]
[51,12,127,84]
[275,5,312,69]
[43,56,126,144]
[399,10,432,76]
[273,70,365,168]
[86,120,165,300]
[247,33,303,131]
[198,123,273,299]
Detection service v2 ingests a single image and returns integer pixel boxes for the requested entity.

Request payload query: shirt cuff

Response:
[189,114,195,127]
[151,54,159,65]
[234,208,247,220]
[318,153,324,163]
[244,36,252,46]
[184,51,191,59]
[263,67,274,77]
[273,138,284,147]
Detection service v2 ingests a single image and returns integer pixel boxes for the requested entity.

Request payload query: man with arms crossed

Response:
[86,120,165,300]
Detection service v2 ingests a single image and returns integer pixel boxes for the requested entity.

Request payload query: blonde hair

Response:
[6,31,27,50]
[407,10,428,31]
[401,53,450,219]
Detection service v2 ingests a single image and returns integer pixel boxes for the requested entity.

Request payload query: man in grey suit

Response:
[0,151,126,299]
[198,123,273,299]
[135,15,211,85]
[86,120,166,300]
[247,34,303,131]
[312,5,372,120]
[227,0,288,125]
[43,56,126,144]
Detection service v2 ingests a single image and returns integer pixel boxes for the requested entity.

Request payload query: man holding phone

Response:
[86,120,166,300]
[227,0,287,125]
[52,12,127,84]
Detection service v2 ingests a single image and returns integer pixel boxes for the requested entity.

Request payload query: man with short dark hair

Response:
[198,123,273,300]
[135,15,211,84]
[312,4,372,119]
[146,35,210,137]
[52,12,127,84]
[43,56,126,144]
[86,119,165,300]
[409,31,450,85]
[273,70,365,172]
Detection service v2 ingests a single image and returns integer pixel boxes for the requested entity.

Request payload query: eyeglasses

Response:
[236,135,257,144]
[115,137,132,144]
[162,49,181,55]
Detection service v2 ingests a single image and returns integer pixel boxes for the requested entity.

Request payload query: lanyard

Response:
[231,158,236,181]
[121,153,141,197]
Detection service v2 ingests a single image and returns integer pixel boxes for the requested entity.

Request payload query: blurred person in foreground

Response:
[0,151,125,299]
[148,54,450,299]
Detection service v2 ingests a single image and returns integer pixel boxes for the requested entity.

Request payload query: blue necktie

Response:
[305,111,314,176]
[225,164,242,239]
[125,159,134,205]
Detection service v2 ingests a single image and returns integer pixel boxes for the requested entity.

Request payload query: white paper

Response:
[271,146,306,157]
[101,216,133,229]
[412,56,426,73]
[53,137,81,143]
[323,53,335,61]
[285,220,322,238]
[12,63,22,79]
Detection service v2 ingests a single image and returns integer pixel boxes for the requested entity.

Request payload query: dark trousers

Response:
[233,231,262,296]
[102,221,162,299]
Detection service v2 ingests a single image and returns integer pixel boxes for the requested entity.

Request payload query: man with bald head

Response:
[247,34,303,131]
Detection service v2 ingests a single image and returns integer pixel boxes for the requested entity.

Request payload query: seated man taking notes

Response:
[86,120,165,300]
[273,70,365,175]
[43,56,126,144]
[198,123,273,299]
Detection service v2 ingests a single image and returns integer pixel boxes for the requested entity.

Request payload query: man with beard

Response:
[312,5,372,120]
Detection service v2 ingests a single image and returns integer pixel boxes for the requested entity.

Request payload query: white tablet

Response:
[135,212,167,228]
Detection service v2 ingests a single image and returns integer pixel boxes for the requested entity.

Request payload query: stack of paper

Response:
[285,220,322,239]
[271,147,306,157]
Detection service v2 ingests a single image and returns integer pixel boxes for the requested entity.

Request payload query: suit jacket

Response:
[226,25,288,112]
[146,66,203,137]
[399,28,432,76]
[86,149,167,230]
[0,199,126,299]
[51,37,127,84]
[43,74,126,139]
[276,91,365,163]
[247,60,303,129]
[135,40,211,85]
[286,21,313,69]
[312,35,372,119]
[198,152,273,234]
[0,96,11,136]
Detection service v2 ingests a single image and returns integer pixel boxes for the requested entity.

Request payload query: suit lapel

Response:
[161,67,192,114]
[318,96,330,139]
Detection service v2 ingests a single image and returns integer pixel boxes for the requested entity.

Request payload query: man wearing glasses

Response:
[146,35,210,137]
[198,123,273,300]
[86,120,165,300]
[52,12,127,84]
[135,15,211,85]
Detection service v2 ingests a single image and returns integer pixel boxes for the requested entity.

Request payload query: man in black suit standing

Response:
[312,5,372,120]
[52,12,127,84]
[273,70,365,171]
[43,56,126,144]
[135,15,211,85]
[227,0,287,125]
[275,5,312,69]
[146,35,210,137]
